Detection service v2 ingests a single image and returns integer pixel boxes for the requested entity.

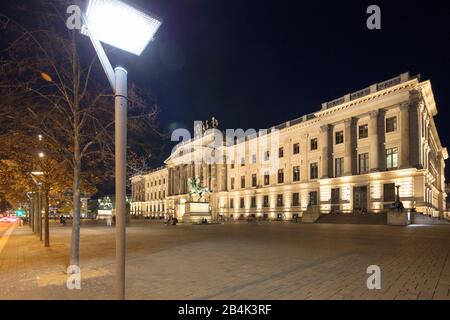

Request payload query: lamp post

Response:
[80,0,162,300]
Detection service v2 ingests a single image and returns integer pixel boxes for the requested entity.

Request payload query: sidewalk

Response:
[0,223,115,300]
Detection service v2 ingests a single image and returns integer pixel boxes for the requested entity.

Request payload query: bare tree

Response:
[0,0,160,266]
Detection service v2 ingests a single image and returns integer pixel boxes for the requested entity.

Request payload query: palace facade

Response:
[131,73,448,221]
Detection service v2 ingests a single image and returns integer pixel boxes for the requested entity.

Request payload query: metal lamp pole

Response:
[81,14,128,301]
[80,0,161,300]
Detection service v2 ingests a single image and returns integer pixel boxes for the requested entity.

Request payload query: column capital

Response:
[369,110,379,119]
[399,102,410,110]
[320,125,329,133]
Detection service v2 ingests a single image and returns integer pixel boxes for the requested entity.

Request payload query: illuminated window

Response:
[331,188,340,204]
[310,163,318,179]
[359,124,368,139]
[386,147,398,169]
[335,131,344,144]
[264,173,270,185]
[263,195,269,208]
[278,169,284,184]
[386,117,397,133]
[293,166,300,182]
[251,197,256,208]
[359,153,369,174]
[277,194,283,207]
[293,143,300,155]
[310,138,318,151]
[309,191,318,205]
[292,193,300,207]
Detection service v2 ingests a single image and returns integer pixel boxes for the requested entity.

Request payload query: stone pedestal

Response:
[183,202,211,224]
[387,210,411,226]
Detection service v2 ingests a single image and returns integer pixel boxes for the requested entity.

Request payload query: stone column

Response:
[211,164,217,192]
[369,111,379,172]
[350,118,358,175]
[378,109,386,171]
[167,168,172,196]
[409,90,422,169]
[300,133,308,182]
[400,102,410,168]
[320,125,329,178]
[344,119,352,175]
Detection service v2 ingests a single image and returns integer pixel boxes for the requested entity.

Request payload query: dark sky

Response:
[123,0,450,173]
[2,0,450,176]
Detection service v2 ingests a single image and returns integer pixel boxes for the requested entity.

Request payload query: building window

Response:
[293,166,300,182]
[335,131,344,144]
[263,195,269,208]
[331,188,340,204]
[252,174,257,187]
[386,147,398,169]
[309,191,318,206]
[241,157,245,166]
[264,173,270,185]
[279,147,284,158]
[264,151,270,161]
[230,177,235,190]
[230,199,234,209]
[251,197,256,208]
[231,161,235,169]
[383,183,396,202]
[277,194,283,207]
[386,117,397,133]
[252,154,257,164]
[335,157,344,177]
[359,124,368,139]
[293,143,300,155]
[278,169,284,184]
[310,138,318,151]
[359,153,369,174]
[240,198,245,209]
[310,163,318,179]
[241,176,246,188]
[292,193,300,207]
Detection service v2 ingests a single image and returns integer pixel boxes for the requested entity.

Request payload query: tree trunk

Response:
[30,193,34,233]
[44,188,50,247]
[70,144,81,267]
[38,186,42,241]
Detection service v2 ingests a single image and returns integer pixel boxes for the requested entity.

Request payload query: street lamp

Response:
[80,0,162,300]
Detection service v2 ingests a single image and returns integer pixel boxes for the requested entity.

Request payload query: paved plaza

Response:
[1,220,450,300]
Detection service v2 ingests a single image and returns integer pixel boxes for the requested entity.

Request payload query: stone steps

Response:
[315,213,387,225]
[411,212,450,225]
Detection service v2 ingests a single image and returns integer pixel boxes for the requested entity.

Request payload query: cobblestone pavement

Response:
[0,220,450,300]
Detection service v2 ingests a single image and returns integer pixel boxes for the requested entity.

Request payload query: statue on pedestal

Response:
[188,177,210,202]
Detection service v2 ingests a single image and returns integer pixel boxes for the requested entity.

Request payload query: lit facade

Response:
[131,73,448,221]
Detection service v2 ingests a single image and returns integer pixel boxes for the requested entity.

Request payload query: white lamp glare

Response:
[82,0,162,56]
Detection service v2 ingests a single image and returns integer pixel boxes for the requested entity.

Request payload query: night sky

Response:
[2,0,450,176]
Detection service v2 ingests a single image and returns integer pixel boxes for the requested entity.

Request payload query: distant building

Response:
[97,195,131,220]
[131,73,447,221]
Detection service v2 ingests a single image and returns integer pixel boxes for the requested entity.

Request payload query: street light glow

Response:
[82,0,162,56]
[38,152,45,158]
